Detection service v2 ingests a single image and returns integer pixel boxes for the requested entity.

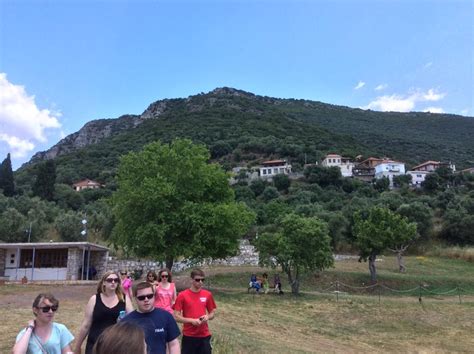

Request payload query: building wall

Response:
[66,248,84,280]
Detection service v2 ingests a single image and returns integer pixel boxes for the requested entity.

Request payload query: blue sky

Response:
[0,0,472,169]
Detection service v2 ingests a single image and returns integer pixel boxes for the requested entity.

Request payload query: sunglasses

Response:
[37,305,58,313]
[120,272,127,275]
[105,278,120,283]
[136,294,154,301]
[161,275,169,278]
[194,278,205,282]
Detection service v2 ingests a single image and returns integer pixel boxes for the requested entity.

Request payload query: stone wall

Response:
[106,239,260,276]
[66,248,83,280]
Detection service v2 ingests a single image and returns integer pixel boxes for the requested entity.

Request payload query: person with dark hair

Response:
[13,293,74,354]
[174,268,217,354]
[74,271,134,354]
[92,322,146,354]
[155,268,177,314]
[146,270,158,284]
[122,281,180,354]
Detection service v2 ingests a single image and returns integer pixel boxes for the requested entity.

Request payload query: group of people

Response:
[249,273,283,294]
[13,268,217,354]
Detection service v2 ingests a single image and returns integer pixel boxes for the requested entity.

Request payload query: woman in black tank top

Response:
[74,271,133,354]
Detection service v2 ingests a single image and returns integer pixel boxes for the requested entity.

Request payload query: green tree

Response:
[374,177,390,192]
[249,179,266,196]
[54,211,84,242]
[0,153,15,197]
[111,139,255,269]
[0,207,27,242]
[33,160,56,201]
[353,207,417,280]
[273,174,291,192]
[254,213,333,295]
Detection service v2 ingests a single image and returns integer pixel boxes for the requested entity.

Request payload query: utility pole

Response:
[81,218,90,280]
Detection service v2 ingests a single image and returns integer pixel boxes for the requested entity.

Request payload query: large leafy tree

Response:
[353,207,417,281]
[255,213,334,295]
[111,139,255,269]
[33,160,56,201]
[0,153,15,197]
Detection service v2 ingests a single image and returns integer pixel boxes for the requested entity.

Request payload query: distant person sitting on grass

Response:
[273,274,283,294]
[249,273,261,292]
[13,293,74,354]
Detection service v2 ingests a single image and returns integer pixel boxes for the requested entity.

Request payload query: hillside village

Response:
[231,154,473,189]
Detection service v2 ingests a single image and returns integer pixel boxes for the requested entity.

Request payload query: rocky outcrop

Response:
[28,114,140,163]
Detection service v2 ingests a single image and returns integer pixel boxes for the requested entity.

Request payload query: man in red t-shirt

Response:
[174,268,217,354]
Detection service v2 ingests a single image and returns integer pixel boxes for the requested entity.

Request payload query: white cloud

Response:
[362,88,446,113]
[375,84,388,91]
[423,88,445,101]
[423,107,445,114]
[460,109,469,116]
[423,62,433,69]
[354,81,365,90]
[0,73,61,158]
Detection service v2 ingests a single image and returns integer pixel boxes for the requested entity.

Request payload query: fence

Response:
[308,280,470,304]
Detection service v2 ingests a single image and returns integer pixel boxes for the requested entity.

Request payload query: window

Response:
[20,249,68,268]
[262,169,267,175]
[273,168,278,174]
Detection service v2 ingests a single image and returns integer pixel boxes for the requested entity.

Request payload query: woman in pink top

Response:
[120,271,133,298]
[154,268,176,314]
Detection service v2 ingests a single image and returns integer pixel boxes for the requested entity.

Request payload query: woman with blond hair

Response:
[13,293,74,354]
[92,322,146,354]
[74,271,133,354]
[154,268,177,314]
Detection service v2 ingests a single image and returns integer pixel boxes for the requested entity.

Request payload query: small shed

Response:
[0,242,109,281]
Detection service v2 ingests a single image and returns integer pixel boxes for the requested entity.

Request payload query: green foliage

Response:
[261,186,279,202]
[111,139,255,268]
[273,174,290,191]
[54,211,84,242]
[304,165,342,187]
[254,213,334,294]
[0,207,26,242]
[0,153,15,197]
[249,179,267,196]
[33,160,56,201]
[374,177,390,192]
[354,207,417,259]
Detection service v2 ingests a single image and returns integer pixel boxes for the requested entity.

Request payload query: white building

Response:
[406,170,430,187]
[258,160,292,178]
[321,154,354,177]
[374,160,406,188]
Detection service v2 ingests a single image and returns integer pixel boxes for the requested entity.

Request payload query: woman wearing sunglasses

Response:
[154,268,177,314]
[13,293,74,354]
[74,271,134,354]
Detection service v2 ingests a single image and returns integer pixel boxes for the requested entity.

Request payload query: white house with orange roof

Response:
[321,154,354,177]
[412,160,456,172]
[258,159,292,178]
[72,179,104,192]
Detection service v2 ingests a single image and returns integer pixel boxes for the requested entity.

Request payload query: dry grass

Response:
[1,257,473,353]
[426,246,474,262]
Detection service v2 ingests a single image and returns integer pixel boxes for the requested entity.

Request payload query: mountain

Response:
[17,87,474,187]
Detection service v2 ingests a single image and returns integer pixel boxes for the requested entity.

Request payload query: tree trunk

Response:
[165,257,174,271]
[368,254,377,283]
[397,252,406,273]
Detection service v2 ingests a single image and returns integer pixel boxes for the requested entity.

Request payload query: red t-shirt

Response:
[173,288,217,337]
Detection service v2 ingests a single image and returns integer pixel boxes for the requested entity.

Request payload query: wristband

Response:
[26,325,35,331]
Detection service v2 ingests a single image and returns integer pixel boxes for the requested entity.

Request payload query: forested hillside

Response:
[15,87,474,189]
[1,88,473,254]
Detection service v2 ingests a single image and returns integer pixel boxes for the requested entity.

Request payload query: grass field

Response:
[1,256,473,353]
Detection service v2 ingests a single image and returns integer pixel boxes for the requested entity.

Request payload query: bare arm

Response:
[200,309,216,323]
[174,310,202,326]
[73,295,95,354]
[167,338,181,354]
[125,293,134,313]
[172,285,177,305]
[12,320,35,354]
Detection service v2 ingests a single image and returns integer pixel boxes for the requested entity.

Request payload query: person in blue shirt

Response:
[13,293,74,354]
[123,282,180,354]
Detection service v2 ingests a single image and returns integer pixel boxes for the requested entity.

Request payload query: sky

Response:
[0,0,472,170]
